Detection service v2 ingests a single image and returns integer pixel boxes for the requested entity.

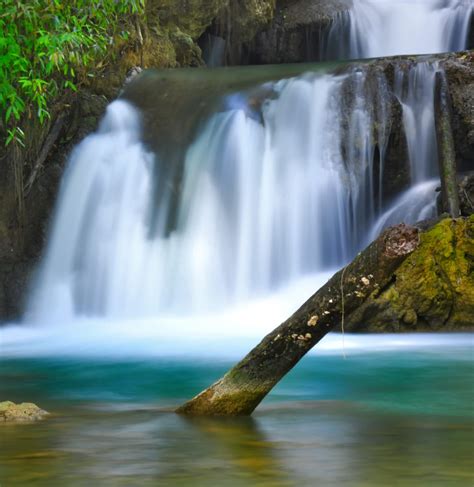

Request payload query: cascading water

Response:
[27,72,385,319]
[27,102,158,321]
[325,0,473,60]
[25,61,441,323]
[394,62,440,183]
[370,180,438,242]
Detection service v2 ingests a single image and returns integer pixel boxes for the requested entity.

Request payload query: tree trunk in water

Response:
[435,70,460,217]
[176,224,420,416]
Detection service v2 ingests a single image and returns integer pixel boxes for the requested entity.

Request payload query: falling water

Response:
[27,102,158,321]
[25,56,446,323]
[325,0,473,60]
[395,62,440,183]
[370,180,438,242]
[28,72,386,319]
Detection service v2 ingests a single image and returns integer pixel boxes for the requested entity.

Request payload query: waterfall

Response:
[366,61,443,238]
[395,62,440,183]
[5,0,467,346]
[370,181,438,242]
[28,74,368,318]
[26,57,447,322]
[325,0,473,60]
[27,102,158,321]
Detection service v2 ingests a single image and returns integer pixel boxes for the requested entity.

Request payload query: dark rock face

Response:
[459,173,474,216]
[468,13,474,51]
[251,0,352,64]
[338,62,411,206]
[444,52,474,173]
[437,172,474,217]
[0,93,108,322]
[208,0,351,65]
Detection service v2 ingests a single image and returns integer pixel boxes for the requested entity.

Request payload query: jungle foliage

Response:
[0,0,145,146]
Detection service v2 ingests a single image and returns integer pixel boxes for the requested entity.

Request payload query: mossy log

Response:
[435,70,461,217]
[176,224,420,416]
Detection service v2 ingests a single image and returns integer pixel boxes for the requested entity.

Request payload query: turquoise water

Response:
[1,341,473,486]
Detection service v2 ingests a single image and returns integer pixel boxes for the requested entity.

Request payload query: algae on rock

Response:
[347,217,474,331]
[0,401,49,423]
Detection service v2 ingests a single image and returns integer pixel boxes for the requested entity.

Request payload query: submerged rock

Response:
[347,216,474,332]
[0,401,49,423]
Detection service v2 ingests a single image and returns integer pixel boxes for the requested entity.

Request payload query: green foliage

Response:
[0,0,145,146]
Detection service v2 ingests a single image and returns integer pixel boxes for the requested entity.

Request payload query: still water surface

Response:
[1,337,473,486]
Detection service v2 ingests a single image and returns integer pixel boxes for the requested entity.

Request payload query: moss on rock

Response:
[0,401,49,423]
[348,217,474,331]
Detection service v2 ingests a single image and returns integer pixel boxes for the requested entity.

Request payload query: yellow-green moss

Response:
[219,0,276,43]
[354,217,474,330]
[0,401,49,423]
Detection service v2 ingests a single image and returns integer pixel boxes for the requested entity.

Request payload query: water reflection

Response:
[1,404,473,486]
[1,344,473,486]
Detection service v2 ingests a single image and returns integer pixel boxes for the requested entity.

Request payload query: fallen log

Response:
[176,224,420,416]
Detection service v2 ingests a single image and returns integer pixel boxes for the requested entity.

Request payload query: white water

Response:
[24,71,401,321]
[2,322,472,359]
[326,0,473,60]
[7,64,440,353]
[395,62,440,183]
[370,180,438,241]
[26,101,158,321]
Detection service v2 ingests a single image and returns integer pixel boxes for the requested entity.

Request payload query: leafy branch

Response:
[0,0,146,147]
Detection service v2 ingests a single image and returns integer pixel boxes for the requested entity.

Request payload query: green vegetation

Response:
[348,217,474,331]
[0,0,145,146]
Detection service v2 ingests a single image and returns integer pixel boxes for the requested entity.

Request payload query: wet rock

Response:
[459,173,474,216]
[201,0,276,66]
[148,0,228,39]
[0,92,108,322]
[444,52,474,173]
[213,0,351,65]
[437,172,474,217]
[124,66,144,86]
[0,401,49,423]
